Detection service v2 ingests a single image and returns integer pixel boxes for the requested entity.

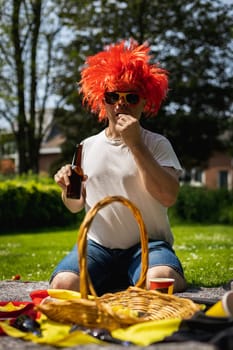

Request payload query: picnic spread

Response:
[1,196,233,349]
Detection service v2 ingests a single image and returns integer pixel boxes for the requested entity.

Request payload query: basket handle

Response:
[78,195,149,299]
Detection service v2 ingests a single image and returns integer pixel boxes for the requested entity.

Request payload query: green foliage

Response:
[169,185,233,224]
[0,171,55,184]
[0,225,232,287]
[1,176,232,232]
[0,0,62,174]
[0,175,232,286]
[0,176,84,232]
[54,0,233,169]
[1,0,233,173]
[51,108,104,174]
[219,205,233,224]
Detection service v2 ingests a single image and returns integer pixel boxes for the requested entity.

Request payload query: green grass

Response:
[173,225,233,287]
[0,228,78,282]
[0,225,232,287]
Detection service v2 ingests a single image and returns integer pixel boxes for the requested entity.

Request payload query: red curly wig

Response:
[79,39,168,121]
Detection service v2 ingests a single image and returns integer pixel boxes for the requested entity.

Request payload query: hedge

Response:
[169,185,233,224]
[0,179,84,232]
[0,178,232,232]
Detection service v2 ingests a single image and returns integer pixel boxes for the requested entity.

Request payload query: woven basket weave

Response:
[38,196,201,330]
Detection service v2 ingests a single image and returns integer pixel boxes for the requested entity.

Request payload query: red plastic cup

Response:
[149,278,175,294]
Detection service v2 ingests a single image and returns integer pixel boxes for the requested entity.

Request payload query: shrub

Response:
[1,175,232,231]
[0,177,84,232]
[169,185,233,224]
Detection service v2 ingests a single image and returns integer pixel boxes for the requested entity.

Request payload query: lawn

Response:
[0,225,232,287]
[173,225,233,286]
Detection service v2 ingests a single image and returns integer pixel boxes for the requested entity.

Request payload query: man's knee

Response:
[50,271,80,291]
[146,265,187,292]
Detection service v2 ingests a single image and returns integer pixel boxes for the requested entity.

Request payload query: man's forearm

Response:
[130,142,179,207]
[61,190,85,213]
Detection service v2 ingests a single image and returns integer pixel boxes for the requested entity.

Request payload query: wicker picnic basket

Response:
[38,196,201,330]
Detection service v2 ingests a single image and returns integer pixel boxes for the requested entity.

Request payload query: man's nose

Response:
[118,96,127,105]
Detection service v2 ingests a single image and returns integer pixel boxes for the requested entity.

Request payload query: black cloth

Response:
[158,312,233,350]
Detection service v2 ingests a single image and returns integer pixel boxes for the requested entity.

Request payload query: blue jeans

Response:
[50,239,184,296]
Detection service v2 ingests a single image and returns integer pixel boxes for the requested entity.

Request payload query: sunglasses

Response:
[104,91,140,105]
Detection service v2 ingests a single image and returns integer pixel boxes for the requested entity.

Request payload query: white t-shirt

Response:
[81,127,182,249]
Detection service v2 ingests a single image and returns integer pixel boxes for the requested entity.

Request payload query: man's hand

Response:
[115,114,142,148]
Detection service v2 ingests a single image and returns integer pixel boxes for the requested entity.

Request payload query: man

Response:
[52,39,187,295]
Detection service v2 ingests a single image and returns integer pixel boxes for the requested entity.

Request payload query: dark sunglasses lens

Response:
[126,94,140,104]
[104,92,140,105]
[105,92,119,104]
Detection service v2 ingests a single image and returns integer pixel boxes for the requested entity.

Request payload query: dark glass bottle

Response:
[66,144,84,199]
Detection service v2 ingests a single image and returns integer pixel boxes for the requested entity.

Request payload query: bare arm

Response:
[129,141,179,207]
[116,115,180,207]
[54,164,86,213]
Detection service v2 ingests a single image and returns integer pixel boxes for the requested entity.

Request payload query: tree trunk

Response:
[12,0,29,174]
[11,0,43,174]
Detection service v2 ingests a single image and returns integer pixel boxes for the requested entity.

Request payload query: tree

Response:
[54,0,233,169]
[1,0,232,173]
[0,0,62,173]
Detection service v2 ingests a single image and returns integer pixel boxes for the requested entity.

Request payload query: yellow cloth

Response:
[0,302,26,312]
[0,314,102,347]
[0,290,182,346]
[47,289,94,300]
[113,318,181,346]
[0,312,181,347]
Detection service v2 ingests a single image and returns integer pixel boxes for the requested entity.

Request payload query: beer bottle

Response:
[66,144,84,199]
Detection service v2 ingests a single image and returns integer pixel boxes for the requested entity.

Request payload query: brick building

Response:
[204,152,233,190]
[181,151,233,190]
[39,133,65,174]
